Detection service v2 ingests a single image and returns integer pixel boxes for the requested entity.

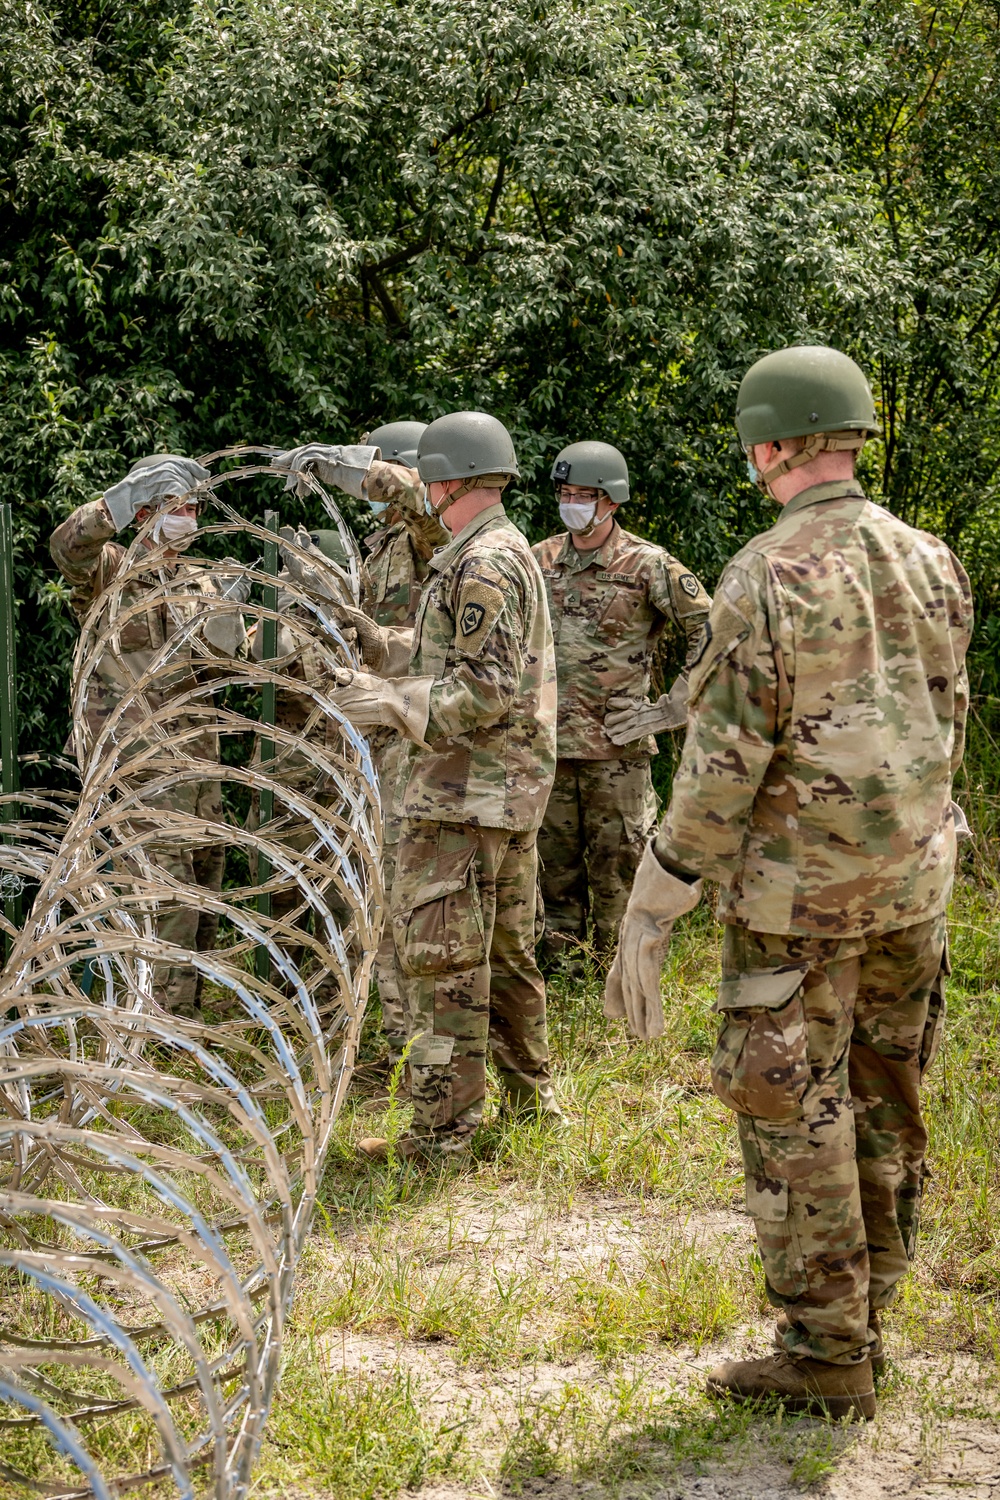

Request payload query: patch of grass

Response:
[259,1358,469,1500]
[498,1380,863,1494]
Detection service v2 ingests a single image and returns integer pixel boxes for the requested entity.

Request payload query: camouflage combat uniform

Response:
[362,462,449,1060]
[390,501,557,1142]
[50,499,229,1017]
[653,479,973,1364]
[531,523,710,954]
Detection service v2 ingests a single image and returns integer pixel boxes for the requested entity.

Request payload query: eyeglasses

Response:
[556,485,602,503]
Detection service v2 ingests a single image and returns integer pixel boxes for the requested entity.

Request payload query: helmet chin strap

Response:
[755,431,869,494]
[432,474,510,516]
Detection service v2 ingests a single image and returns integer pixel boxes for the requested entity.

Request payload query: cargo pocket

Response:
[919,938,949,1079]
[392,845,486,980]
[711,966,811,1120]
[745,1174,809,1299]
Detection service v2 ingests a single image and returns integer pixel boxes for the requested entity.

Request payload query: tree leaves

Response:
[2,0,999,754]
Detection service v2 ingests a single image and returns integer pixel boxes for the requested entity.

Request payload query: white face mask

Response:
[368,499,389,515]
[559,499,599,533]
[153,511,198,547]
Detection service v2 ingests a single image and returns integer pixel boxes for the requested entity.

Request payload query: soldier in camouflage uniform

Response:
[531,441,710,960]
[606,347,973,1421]
[313,412,560,1161]
[270,424,449,1065]
[50,456,245,1018]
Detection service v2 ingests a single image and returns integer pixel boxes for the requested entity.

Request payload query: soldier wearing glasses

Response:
[531,442,710,964]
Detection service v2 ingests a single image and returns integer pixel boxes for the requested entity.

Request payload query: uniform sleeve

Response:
[49,500,121,619]
[647,554,712,670]
[426,557,526,740]
[654,555,784,879]
[364,461,449,562]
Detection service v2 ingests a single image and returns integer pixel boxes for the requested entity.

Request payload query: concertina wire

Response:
[0,451,383,1498]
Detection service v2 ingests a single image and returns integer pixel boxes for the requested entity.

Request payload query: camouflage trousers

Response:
[713,916,948,1365]
[148,779,225,1017]
[538,756,657,956]
[374,734,409,1062]
[391,818,554,1138]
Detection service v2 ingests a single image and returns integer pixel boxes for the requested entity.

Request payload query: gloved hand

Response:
[101,456,210,531]
[604,676,690,746]
[330,668,434,748]
[325,601,391,672]
[278,525,345,602]
[271,444,378,500]
[603,841,703,1040]
[202,562,251,655]
[216,559,252,604]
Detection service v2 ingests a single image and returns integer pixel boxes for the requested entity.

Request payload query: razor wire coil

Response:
[0,452,382,1498]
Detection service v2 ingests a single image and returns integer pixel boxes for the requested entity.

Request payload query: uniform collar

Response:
[364,518,403,551]
[776,479,866,523]
[559,519,622,573]
[428,502,508,572]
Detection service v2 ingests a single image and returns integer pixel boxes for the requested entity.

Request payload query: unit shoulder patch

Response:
[455,579,507,652]
[678,572,701,598]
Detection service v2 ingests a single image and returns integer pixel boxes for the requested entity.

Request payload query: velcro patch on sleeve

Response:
[455,579,507,652]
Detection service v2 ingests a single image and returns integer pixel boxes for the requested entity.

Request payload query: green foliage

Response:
[2,0,999,758]
[263,1360,469,1497]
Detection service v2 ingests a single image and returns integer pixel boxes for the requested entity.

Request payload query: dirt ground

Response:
[316,1192,1000,1500]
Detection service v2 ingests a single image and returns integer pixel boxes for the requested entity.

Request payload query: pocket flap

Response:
[409,1034,455,1067]
[746,1175,788,1222]
[392,845,476,916]
[715,967,807,1013]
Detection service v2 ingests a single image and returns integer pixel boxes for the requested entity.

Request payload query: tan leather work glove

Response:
[604,676,689,746]
[325,600,391,671]
[331,668,434,748]
[271,444,378,499]
[604,840,703,1040]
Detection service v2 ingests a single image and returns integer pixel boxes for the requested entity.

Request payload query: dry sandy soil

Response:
[312,1191,1000,1500]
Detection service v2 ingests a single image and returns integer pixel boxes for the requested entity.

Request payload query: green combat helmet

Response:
[365,420,427,469]
[736,346,880,492]
[417,412,519,514]
[308,529,350,569]
[551,440,630,505]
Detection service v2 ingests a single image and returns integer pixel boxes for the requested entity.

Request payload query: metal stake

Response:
[255,511,278,980]
[0,504,20,956]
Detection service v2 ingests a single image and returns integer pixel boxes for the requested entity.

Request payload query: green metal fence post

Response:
[255,511,278,982]
[0,504,20,959]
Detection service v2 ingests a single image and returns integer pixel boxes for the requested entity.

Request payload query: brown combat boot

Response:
[357,1129,474,1164]
[706,1352,876,1421]
[773,1309,885,1372]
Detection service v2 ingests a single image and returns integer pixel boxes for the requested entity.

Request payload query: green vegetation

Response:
[4,0,1000,759]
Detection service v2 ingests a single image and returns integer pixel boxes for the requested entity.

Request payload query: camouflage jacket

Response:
[364,460,448,629]
[362,466,448,817]
[50,499,227,762]
[531,523,711,760]
[654,481,973,936]
[396,503,557,832]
